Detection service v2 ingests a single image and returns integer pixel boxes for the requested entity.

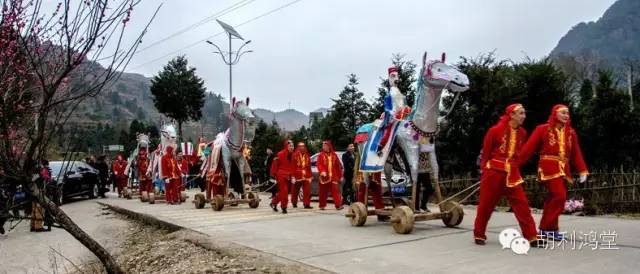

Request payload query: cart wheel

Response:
[211,195,225,211]
[140,191,149,202]
[441,200,464,228]
[247,192,260,208]
[390,206,414,234]
[180,192,188,203]
[194,193,205,209]
[392,197,411,207]
[123,188,131,199]
[228,192,238,206]
[347,202,368,227]
[148,192,155,204]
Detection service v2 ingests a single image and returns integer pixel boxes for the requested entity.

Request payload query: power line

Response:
[135,0,257,54]
[131,0,305,70]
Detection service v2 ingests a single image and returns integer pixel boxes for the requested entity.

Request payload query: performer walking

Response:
[161,146,181,204]
[136,148,152,197]
[473,104,540,247]
[519,104,588,241]
[317,141,344,210]
[270,140,295,214]
[112,154,128,197]
[292,142,313,209]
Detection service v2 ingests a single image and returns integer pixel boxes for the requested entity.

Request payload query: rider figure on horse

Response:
[377,66,411,155]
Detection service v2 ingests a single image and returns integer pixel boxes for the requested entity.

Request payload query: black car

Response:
[47,161,101,205]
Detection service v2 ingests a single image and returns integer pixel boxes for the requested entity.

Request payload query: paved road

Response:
[100,190,640,274]
[0,196,131,274]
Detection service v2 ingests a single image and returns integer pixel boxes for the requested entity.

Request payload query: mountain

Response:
[551,0,640,69]
[253,108,309,131]
[70,61,311,135]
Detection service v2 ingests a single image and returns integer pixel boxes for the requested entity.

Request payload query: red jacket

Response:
[293,150,312,181]
[519,123,588,182]
[136,151,151,181]
[177,159,189,175]
[480,124,527,187]
[161,147,181,180]
[112,159,128,179]
[270,149,295,178]
[317,149,343,184]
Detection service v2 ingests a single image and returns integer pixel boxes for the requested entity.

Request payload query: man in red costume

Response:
[136,149,152,196]
[519,104,588,241]
[292,142,313,209]
[270,140,295,214]
[112,154,128,197]
[473,103,540,247]
[176,151,189,191]
[161,146,181,204]
[317,140,344,210]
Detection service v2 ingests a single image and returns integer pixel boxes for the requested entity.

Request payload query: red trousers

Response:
[116,177,127,195]
[165,178,181,204]
[139,179,153,193]
[473,169,538,241]
[357,181,384,209]
[205,180,226,200]
[319,182,342,209]
[539,177,566,231]
[291,180,311,207]
[271,175,290,209]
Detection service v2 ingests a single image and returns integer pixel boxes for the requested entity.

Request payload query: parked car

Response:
[309,152,410,196]
[47,161,101,205]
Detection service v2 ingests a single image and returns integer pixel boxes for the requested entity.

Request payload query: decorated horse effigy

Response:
[122,133,151,200]
[144,122,188,204]
[195,97,260,211]
[347,52,472,234]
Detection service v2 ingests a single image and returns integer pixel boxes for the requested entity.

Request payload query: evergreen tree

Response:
[150,55,206,142]
[323,74,371,149]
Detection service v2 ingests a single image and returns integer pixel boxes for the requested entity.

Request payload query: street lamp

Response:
[206,19,253,110]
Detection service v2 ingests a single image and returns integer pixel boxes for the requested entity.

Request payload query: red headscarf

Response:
[497,103,524,128]
[548,104,571,128]
[322,140,335,153]
[295,142,307,153]
[165,145,174,155]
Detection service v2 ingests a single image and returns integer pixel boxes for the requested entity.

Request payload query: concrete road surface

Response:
[0,196,130,274]
[98,190,640,274]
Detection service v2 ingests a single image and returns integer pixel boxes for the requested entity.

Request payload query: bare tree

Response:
[0,0,158,273]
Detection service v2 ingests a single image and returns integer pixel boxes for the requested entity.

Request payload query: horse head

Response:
[160,122,178,151]
[136,133,150,149]
[231,97,255,121]
[422,52,470,93]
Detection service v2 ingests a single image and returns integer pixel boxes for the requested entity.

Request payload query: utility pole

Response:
[206,20,252,111]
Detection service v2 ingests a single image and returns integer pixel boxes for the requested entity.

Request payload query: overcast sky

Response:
[106,0,616,113]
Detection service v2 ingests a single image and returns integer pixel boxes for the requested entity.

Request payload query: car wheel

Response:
[54,186,64,206]
[89,183,98,199]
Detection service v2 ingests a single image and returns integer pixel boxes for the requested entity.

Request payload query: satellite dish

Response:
[216,19,244,40]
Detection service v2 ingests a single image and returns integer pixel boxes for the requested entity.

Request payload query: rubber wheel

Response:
[211,195,225,211]
[194,193,205,209]
[149,192,155,204]
[441,200,464,228]
[348,202,368,227]
[391,206,415,234]
[247,192,259,209]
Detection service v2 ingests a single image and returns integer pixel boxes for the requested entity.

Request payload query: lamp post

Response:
[206,20,252,110]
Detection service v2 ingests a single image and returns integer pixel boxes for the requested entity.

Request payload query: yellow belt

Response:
[540,155,565,162]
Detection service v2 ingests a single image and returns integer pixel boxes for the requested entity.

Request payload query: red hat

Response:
[498,103,524,125]
[388,66,398,75]
[548,104,571,126]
